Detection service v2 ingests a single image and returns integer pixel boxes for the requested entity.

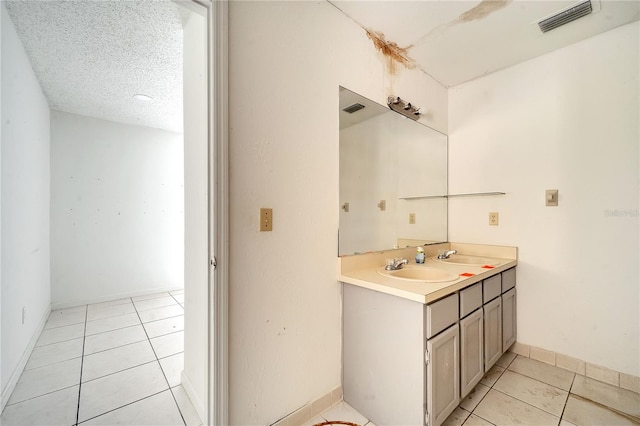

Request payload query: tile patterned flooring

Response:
[322,351,640,426]
[303,402,377,426]
[5,294,639,426]
[1,290,202,426]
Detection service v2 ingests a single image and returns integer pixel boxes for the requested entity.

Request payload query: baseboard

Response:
[511,341,640,394]
[271,385,343,426]
[51,286,184,310]
[1,304,52,411]
[181,371,205,424]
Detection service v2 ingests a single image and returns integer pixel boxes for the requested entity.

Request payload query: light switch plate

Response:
[546,189,559,206]
[260,208,273,231]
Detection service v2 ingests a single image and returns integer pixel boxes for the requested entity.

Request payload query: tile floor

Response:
[302,401,377,426]
[318,351,640,426]
[1,290,202,426]
[6,297,639,426]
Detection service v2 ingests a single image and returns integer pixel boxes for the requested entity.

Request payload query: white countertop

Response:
[338,242,518,304]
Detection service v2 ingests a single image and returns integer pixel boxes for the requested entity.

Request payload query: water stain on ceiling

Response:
[458,0,511,24]
[365,29,416,76]
[332,0,639,87]
[361,0,511,80]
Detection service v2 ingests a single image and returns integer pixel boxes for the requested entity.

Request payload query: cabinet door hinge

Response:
[425,410,430,426]
[210,257,217,269]
[425,349,430,365]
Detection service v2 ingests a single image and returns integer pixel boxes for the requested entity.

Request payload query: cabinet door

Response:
[460,309,483,398]
[502,288,517,352]
[484,297,502,372]
[426,324,460,426]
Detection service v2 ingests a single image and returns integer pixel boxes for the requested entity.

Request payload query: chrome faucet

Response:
[385,258,409,271]
[437,250,457,260]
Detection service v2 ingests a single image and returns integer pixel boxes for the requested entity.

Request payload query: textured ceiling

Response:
[4,0,185,133]
[331,0,640,87]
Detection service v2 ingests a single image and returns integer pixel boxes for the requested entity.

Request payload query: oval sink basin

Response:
[377,266,459,283]
[436,254,500,266]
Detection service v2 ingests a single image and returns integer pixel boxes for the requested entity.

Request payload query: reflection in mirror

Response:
[339,87,448,256]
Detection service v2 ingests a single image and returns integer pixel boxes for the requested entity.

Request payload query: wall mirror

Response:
[339,86,448,256]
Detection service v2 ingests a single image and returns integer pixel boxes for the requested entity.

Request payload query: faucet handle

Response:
[437,250,457,260]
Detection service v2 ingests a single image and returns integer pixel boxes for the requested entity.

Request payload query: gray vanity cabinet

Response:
[483,296,502,371]
[460,308,484,397]
[501,268,517,352]
[343,284,460,426]
[342,267,517,426]
[425,294,460,426]
[502,287,517,350]
[459,282,484,397]
[483,274,503,371]
[343,284,431,426]
[426,324,460,426]
[483,268,517,372]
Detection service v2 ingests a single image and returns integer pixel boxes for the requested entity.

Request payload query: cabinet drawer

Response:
[483,274,502,303]
[425,293,459,339]
[460,282,482,318]
[502,268,516,293]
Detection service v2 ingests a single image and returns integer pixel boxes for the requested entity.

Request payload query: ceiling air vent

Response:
[343,103,365,114]
[538,0,593,33]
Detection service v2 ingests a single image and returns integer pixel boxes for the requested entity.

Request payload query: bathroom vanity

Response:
[339,243,517,426]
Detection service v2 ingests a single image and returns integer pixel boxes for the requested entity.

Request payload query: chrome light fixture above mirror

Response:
[387,96,421,120]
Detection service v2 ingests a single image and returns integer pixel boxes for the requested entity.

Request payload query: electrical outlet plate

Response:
[489,212,499,226]
[409,213,416,224]
[260,208,273,231]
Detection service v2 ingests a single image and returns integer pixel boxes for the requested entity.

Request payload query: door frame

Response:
[187,0,229,424]
[209,0,229,424]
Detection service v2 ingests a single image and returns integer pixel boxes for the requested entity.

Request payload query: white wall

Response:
[448,22,639,376]
[1,3,51,399]
[182,9,207,422]
[50,110,184,306]
[228,2,447,424]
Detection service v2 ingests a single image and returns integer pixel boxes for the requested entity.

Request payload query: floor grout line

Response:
[140,314,185,325]
[3,384,80,408]
[85,322,143,335]
[134,303,181,313]
[85,311,139,323]
[76,292,183,422]
[34,335,86,349]
[463,356,576,426]
[132,295,188,426]
[43,320,86,331]
[1,292,195,425]
[80,359,159,385]
[84,338,149,356]
[75,305,89,426]
[76,389,170,425]
[23,354,84,372]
